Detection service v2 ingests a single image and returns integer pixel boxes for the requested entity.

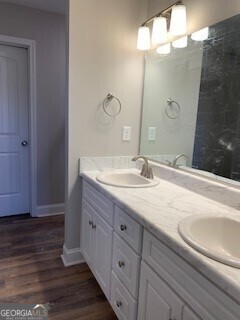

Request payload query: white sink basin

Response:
[179,214,240,268]
[96,171,159,188]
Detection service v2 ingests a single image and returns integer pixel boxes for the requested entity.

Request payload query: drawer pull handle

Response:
[118,261,125,268]
[92,224,96,230]
[89,220,93,226]
[116,301,122,308]
[120,224,127,231]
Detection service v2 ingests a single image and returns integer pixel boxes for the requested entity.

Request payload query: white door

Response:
[0,44,29,217]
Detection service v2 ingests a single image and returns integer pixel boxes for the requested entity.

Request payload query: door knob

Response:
[22,141,28,147]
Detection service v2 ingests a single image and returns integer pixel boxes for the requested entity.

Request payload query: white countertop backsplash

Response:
[79,156,240,303]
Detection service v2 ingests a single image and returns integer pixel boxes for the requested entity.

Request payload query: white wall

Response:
[65,0,148,253]
[0,2,66,207]
[148,0,240,33]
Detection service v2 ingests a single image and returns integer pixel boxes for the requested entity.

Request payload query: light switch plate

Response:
[122,126,131,141]
[148,127,156,141]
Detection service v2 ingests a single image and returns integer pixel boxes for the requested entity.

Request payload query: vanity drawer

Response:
[114,206,143,253]
[110,271,138,320]
[82,180,114,226]
[142,230,240,320]
[112,232,141,298]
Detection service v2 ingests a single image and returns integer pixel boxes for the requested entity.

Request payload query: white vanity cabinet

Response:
[81,181,114,299]
[80,179,240,320]
[141,230,240,320]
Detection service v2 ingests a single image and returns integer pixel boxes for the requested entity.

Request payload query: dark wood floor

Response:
[0,214,117,320]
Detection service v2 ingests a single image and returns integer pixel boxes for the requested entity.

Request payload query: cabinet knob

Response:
[21,140,28,147]
[116,301,122,308]
[120,224,127,231]
[89,220,93,226]
[118,260,125,268]
[92,224,96,230]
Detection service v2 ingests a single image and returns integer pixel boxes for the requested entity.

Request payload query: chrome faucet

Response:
[172,154,189,168]
[132,156,153,179]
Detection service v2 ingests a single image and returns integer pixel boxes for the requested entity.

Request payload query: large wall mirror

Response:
[140,14,240,187]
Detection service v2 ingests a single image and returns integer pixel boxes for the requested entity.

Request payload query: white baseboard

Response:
[61,244,85,267]
[36,203,65,217]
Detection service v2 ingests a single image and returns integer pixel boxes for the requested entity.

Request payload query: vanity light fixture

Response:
[156,43,171,54]
[137,1,187,51]
[172,35,188,48]
[191,27,209,41]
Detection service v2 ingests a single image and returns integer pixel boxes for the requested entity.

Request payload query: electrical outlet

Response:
[148,127,156,141]
[122,126,131,141]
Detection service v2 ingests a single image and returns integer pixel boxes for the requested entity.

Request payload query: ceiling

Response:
[0,0,67,14]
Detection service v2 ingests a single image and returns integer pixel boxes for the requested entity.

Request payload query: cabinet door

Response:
[93,210,113,299]
[138,262,184,320]
[81,200,94,267]
[182,306,201,320]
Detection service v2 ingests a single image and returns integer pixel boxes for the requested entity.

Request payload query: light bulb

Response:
[172,36,188,48]
[170,4,187,36]
[152,16,167,44]
[156,43,171,54]
[137,26,151,50]
[191,27,209,41]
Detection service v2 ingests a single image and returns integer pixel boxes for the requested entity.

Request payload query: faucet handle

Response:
[165,160,172,166]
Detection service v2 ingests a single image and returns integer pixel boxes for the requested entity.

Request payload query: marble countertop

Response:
[80,168,240,303]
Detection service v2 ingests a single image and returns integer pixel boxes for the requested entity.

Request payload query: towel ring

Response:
[165,98,181,119]
[103,93,121,117]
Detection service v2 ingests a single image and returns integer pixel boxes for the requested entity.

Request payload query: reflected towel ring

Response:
[165,98,181,119]
[103,93,122,117]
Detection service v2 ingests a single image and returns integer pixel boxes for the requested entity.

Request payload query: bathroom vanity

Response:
[79,163,240,320]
